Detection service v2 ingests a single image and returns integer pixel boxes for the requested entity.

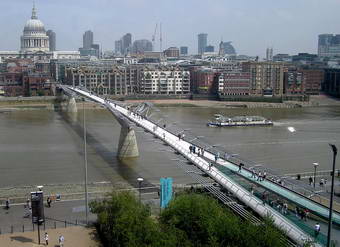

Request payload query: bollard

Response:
[54,222,56,229]
[64,220,67,228]
[22,225,24,232]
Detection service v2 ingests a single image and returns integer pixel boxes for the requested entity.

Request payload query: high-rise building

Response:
[197,33,208,55]
[318,34,340,57]
[122,33,132,55]
[132,39,153,54]
[83,30,93,49]
[180,46,188,55]
[266,47,273,61]
[46,30,56,51]
[115,40,122,54]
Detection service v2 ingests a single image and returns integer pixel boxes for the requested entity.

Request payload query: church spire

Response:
[31,1,37,19]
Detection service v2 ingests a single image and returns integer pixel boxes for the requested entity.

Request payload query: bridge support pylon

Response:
[66,97,78,113]
[117,126,139,159]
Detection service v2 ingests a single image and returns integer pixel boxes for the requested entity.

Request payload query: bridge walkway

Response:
[69,87,321,246]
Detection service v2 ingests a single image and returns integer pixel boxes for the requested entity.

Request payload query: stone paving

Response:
[0,226,99,247]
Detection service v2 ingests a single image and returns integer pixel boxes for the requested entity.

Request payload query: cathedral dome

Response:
[24,19,45,32]
[20,3,50,53]
[23,4,45,33]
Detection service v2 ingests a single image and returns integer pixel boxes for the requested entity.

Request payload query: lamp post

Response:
[83,98,89,225]
[327,144,338,247]
[313,162,319,189]
[137,177,144,203]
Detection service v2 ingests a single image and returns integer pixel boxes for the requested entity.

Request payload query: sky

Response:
[0,0,339,57]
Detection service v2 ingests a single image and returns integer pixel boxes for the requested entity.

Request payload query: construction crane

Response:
[160,22,162,52]
[152,23,158,51]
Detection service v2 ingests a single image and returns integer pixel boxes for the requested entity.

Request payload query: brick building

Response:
[190,68,217,94]
[217,72,251,96]
[243,61,285,96]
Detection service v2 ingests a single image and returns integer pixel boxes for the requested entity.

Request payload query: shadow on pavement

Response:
[10,236,33,243]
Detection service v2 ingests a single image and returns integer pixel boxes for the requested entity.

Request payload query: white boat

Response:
[207,114,273,127]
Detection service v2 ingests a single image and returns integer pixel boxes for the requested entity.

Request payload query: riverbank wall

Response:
[0,94,339,110]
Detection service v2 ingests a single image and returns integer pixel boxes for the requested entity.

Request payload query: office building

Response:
[46,30,56,51]
[180,46,188,56]
[132,39,153,54]
[115,40,122,54]
[266,47,273,61]
[122,33,132,55]
[205,45,214,53]
[83,30,93,49]
[318,34,340,57]
[197,33,208,55]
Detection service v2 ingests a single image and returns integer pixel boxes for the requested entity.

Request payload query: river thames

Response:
[1,106,340,190]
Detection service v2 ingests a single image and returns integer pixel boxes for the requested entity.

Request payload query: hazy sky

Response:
[0,0,339,57]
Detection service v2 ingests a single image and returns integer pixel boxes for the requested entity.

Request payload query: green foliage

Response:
[91,191,287,247]
[90,191,161,247]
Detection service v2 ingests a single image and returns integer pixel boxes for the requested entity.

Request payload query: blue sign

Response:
[160,177,173,208]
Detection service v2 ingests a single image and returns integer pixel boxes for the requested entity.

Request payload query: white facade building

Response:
[141,68,190,94]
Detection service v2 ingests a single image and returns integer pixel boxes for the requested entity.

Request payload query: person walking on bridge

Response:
[309,176,313,186]
[314,223,320,238]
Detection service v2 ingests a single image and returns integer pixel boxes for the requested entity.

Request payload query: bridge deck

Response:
[69,87,326,246]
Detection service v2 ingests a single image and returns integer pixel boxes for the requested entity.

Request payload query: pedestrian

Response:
[208,162,213,171]
[250,185,254,195]
[193,146,196,154]
[320,178,324,187]
[189,145,192,153]
[258,172,262,181]
[178,134,181,140]
[251,168,256,178]
[201,149,205,157]
[309,176,313,186]
[283,202,288,214]
[238,163,242,172]
[163,124,166,129]
[314,223,320,238]
[58,235,65,247]
[47,197,51,208]
[263,171,267,181]
[26,198,30,209]
[5,198,10,210]
[324,178,327,186]
[295,206,299,218]
[216,152,220,161]
[262,192,266,205]
[44,232,49,246]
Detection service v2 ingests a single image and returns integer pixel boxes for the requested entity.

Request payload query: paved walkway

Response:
[0,226,98,247]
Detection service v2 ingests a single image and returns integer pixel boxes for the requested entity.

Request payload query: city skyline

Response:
[0,0,339,57]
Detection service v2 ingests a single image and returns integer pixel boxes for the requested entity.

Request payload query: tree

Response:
[91,191,287,247]
[90,191,161,247]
